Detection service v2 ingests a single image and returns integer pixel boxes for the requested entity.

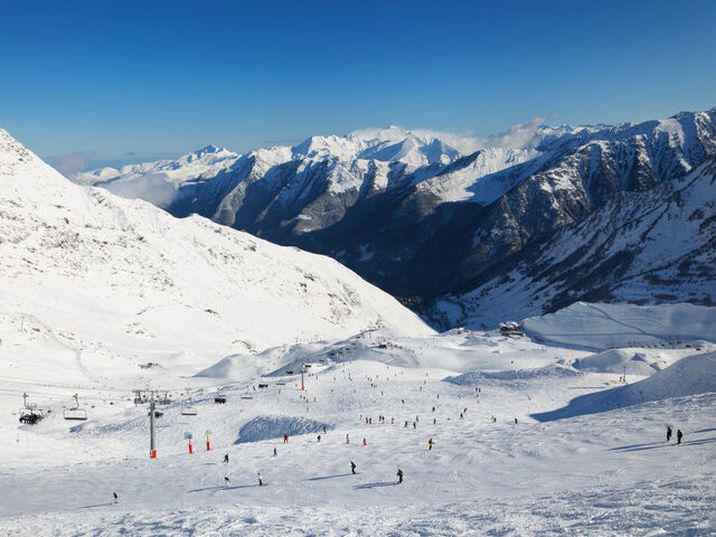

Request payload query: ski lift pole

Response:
[301,360,305,391]
[205,430,213,451]
[150,399,157,458]
[185,432,193,454]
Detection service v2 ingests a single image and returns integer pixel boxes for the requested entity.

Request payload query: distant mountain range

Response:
[72,110,716,328]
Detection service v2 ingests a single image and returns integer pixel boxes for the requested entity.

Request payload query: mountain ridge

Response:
[69,109,716,327]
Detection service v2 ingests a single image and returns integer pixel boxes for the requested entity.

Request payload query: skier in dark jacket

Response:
[666,426,672,442]
[224,453,229,463]
[677,429,683,444]
[351,461,356,474]
[397,468,403,484]
[113,492,118,504]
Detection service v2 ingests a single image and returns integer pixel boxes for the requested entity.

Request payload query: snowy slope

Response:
[0,127,433,396]
[1,304,714,536]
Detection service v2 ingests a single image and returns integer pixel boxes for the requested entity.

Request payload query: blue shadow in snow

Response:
[353,481,397,490]
[77,502,114,509]
[306,473,352,481]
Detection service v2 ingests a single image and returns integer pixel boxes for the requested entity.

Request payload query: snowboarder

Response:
[428,438,434,450]
[224,453,229,463]
[666,426,672,442]
[113,492,118,504]
[351,461,357,475]
[397,468,403,484]
[258,472,263,486]
[283,434,289,443]
[677,429,683,444]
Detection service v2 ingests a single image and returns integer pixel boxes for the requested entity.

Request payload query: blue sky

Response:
[1,0,715,169]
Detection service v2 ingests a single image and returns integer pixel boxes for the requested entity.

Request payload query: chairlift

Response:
[19,392,44,424]
[64,394,88,421]
[214,394,227,404]
[181,398,197,416]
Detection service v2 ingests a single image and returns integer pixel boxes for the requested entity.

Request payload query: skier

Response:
[413,421,416,429]
[492,416,497,423]
[317,434,321,442]
[346,433,350,444]
[428,438,434,451]
[666,426,672,442]
[363,438,367,446]
[224,476,230,487]
[273,447,278,456]
[283,434,289,443]
[224,453,229,463]
[677,429,683,445]
[113,492,118,504]
[258,472,263,486]
[351,461,357,475]
[514,417,518,424]
[397,468,403,484]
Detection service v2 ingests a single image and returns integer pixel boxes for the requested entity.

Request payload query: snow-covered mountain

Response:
[0,127,432,384]
[72,110,716,326]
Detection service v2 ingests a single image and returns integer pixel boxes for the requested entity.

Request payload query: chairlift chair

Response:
[64,394,88,421]
[19,392,44,424]
[181,399,198,416]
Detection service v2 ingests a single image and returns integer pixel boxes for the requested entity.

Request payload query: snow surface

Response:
[1,128,715,535]
[1,318,714,536]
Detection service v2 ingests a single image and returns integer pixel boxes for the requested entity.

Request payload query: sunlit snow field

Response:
[1,306,714,536]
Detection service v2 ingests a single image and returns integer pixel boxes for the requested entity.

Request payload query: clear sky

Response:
[1,0,715,170]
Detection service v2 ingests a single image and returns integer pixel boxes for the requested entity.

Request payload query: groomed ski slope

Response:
[1,315,714,537]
